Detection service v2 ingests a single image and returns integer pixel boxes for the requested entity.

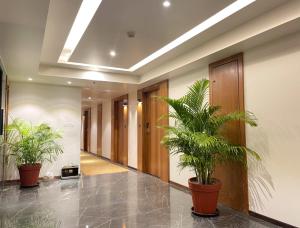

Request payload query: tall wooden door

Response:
[137,80,169,182]
[144,90,160,177]
[97,104,102,156]
[117,100,125,164]
[209,53,248,212]
[111,95,128,166]
[83,109,91,152]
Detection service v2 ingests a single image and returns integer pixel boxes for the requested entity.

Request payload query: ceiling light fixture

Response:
[58,0,103,63]
[67,81,72,85]
[88,96,92,100]
[58,0,255,72]
[28,78,33,81]
[109,50,116,57]
[163,1,171,8]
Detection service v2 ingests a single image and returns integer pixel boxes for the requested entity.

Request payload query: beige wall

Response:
[128,90,138,168]
[7,82,81,179]
[90,103,98,154]
[244,32,300,226]
[101,99,111,159]
[168,68,208,186]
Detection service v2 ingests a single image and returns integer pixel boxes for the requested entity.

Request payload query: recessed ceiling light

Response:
[58,0,103,62]
[163,1,171,8]
[88,96,92,100]
[67,81,72,85]
[28,78,33,81]
[58,0,255,72]
[109,50,116,57]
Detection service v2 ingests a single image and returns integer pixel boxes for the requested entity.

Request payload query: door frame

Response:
[111,94,128,165]
[137,80,169,182]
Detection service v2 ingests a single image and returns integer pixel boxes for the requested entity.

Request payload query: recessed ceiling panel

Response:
[70,0,234,69]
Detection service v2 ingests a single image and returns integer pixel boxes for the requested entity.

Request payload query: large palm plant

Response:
[4,119,63,166]
[161,79,260,185]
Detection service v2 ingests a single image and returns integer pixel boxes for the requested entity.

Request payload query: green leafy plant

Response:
[4,119,63,166]
[161,79,260,184]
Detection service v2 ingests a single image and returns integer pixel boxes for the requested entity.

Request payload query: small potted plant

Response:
[4,119,63,187]
[161,79,260,216]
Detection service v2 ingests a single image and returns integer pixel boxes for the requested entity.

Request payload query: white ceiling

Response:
[70,0,234,68]
[1,0,300,104]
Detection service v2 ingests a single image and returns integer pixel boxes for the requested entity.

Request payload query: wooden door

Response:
[209,53,248,212]
[137,80,169,182]
[83,109,91,152]
[111,95,128,166]
[144,90,160,177]
[117,100,125,164]
[97,104,102,156]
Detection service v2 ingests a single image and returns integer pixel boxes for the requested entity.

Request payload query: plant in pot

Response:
[3,119,63,187]
[161,79,260,216]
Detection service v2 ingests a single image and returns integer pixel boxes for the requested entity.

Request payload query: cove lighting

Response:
[58,0,103,63]
[58,0,255,72]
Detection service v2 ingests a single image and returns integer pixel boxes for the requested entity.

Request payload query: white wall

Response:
[7,82,81,179]
[244,32,300,226]
[128,90,138,168]
[101,99,111,159]
[168,68,208,186]
[90,103,98,154]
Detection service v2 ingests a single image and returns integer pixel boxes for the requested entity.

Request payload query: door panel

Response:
[83,109,91,152]
[97,104,102,156]
[117,100,125,165]
[209,53,248,212]
[137,80,169,182]
[112,95,128,166]
[144,90,159,177]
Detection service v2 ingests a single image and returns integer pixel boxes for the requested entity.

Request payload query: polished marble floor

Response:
[0,170,278,228]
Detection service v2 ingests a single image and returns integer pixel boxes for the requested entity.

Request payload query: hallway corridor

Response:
[0,170,277,227]
[80,152,128,176]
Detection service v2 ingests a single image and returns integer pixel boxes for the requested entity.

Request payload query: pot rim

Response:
[189,177,221,185]
[18,163,42,169]
[188,177,222,192]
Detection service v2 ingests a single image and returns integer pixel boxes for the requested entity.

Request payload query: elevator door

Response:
[144,89,160,177]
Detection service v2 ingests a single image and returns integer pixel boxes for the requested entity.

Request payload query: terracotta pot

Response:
[18,164,41,187]
[188,177,222,215]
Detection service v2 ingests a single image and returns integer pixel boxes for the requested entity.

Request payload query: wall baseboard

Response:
[169,180,190,194]
[0,176,61,185]
[249,211,297,228]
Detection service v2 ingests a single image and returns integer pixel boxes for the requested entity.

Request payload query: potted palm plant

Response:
[161,79,260,216]
[3,119,63,187]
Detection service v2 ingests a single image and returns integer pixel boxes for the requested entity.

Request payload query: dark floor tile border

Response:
[249,211,297,228]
